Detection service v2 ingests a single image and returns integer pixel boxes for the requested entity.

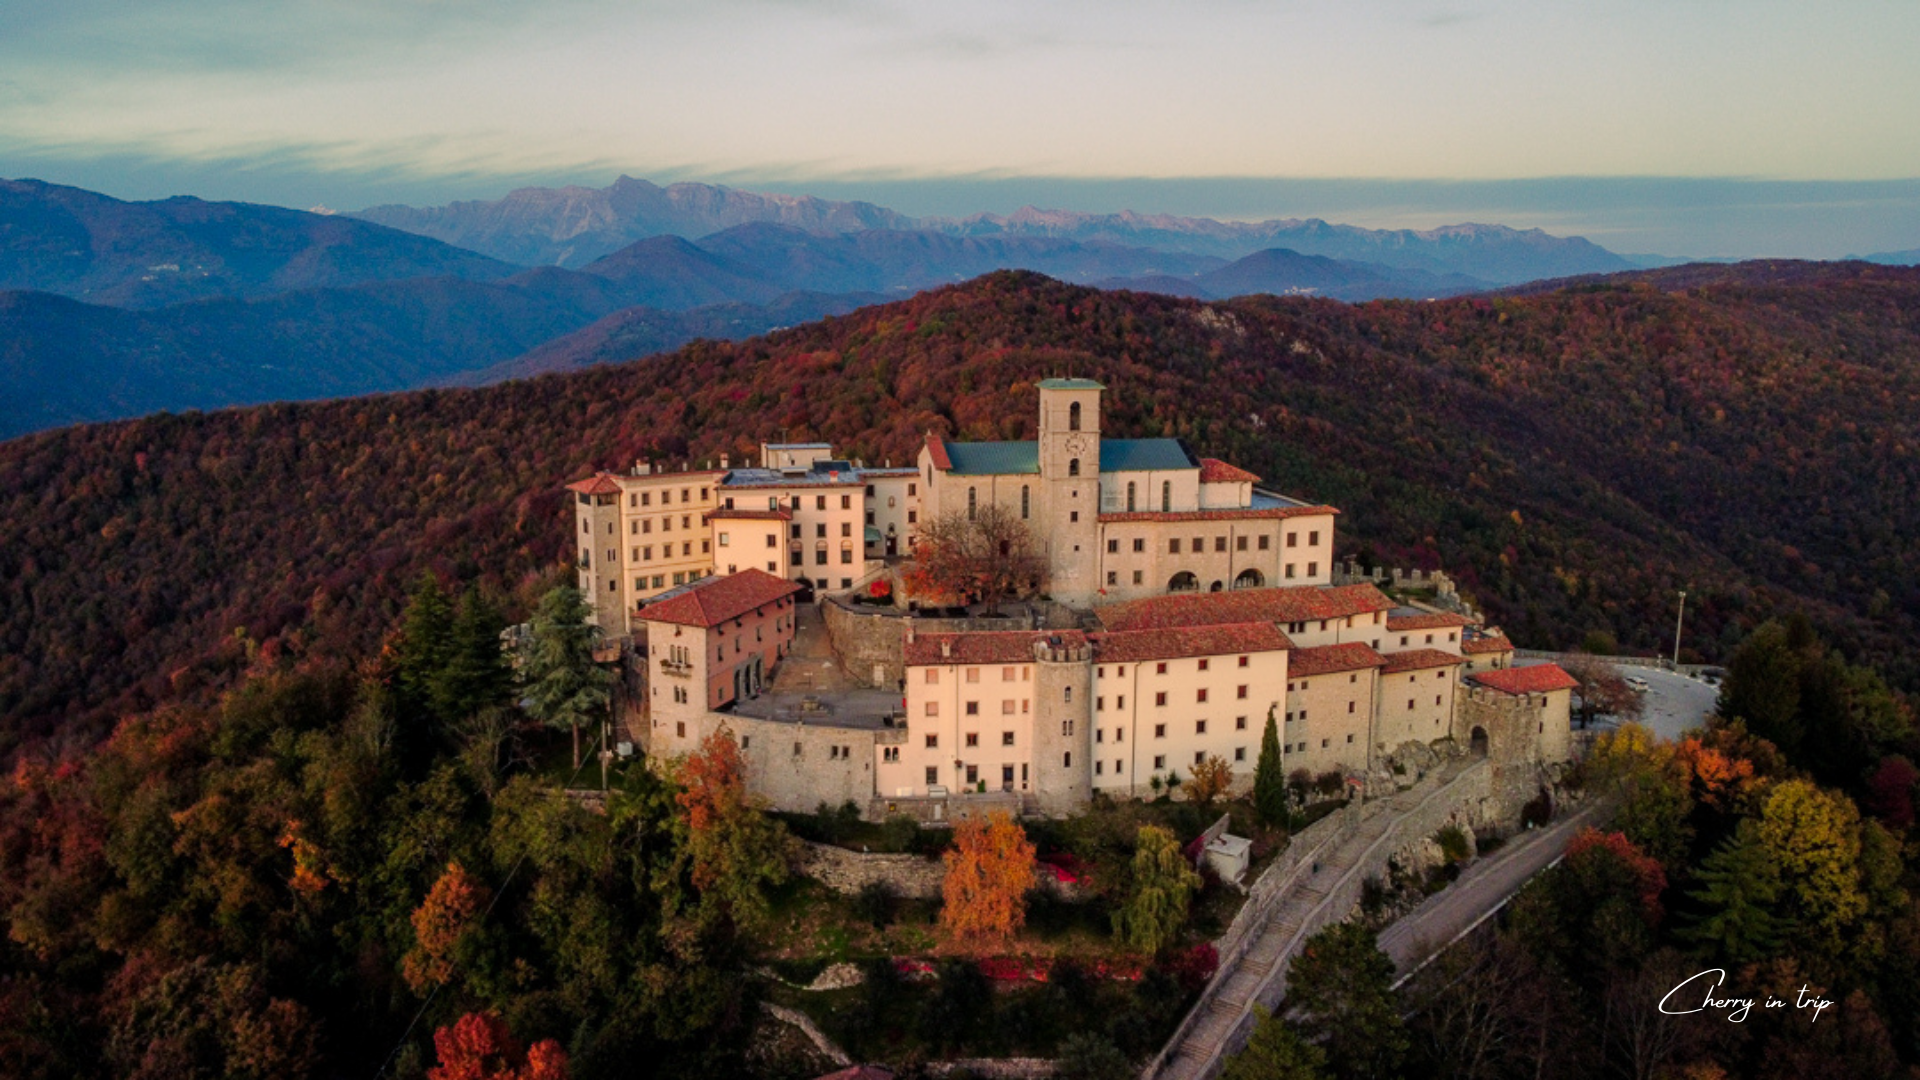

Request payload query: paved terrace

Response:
[727,600,906,729]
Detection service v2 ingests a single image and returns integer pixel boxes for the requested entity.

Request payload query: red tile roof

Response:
[904,630,1088,667]
[1288,642,1388,676]
[1199,458,1261,484]
[924,434,953,471]
[1461,633,1514,655]
[638,569,801,629]
[1098,505,1338,524]
[1097,584,1395,633]
[1380,648,1466,674]
[1091,622,1293,663]
[1471,664,1579,694]
[704,508,793,522]
[565,473,622,496]
[1386,612,1471,631]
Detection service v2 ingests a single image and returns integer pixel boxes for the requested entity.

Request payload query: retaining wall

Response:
[797,841,946,899]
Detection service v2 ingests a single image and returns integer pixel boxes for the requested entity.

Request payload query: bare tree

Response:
[1561,653,1644,729]
[905,504,1047,615]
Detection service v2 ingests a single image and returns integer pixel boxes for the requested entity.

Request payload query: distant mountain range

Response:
[1858,248,1920,266]
[0,173,1674,438]
[0,178,516,307]
[352,176,1635,284]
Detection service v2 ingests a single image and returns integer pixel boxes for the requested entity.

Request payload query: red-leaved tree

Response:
[428,1012,568,1080]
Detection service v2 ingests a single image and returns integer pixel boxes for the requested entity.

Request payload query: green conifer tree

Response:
[1286,921,1408,1080]
[1221,1006,1329,1080]
[1255,704,1287,827]
[518,586,612,771]
[1681,818,1786,963]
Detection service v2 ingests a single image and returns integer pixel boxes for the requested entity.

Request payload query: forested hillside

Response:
[4,263,1919,755]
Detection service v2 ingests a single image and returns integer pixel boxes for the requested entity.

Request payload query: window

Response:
[1349,701,1356,713]
[1235,747,1246,762]
[1309,530,1320,545]
[1214,536,1226,552]
[1154,723,1166,738]
[1132,571,1143,585]
[1196,720,1207,734]
[925,734,938,748]
[1063,752,1072,768]
[1238,655,1249,668]
[1321,738,1330,749]
[908,482,917,496]
[1155,691,1167,706]
[1107,571,1118,586]
[883,746,899,763]
[1308,562,1318,577]
[840,549,852,564]
[1108,539,1119,554]
[967,487,977,519]
[1064,686,1073,703]
[1169,538,1181,554]
[1095,760,1104,775]
[841,522,852,537]
[1259,534,1270,550]
[1236,535,1248,551]
[966,733,979,747]
[1194,751,1205,765]
[1156,662,1168,675]
[965,701,979,716]
[1198,658,1210,671]
[1154,755,1166,769]
[766,534,777,548]
[717,532,729,547]
[1287,532,1298,547]
[1126,481,1137,511]
[926,766,939,785]
[1237,684,1248,699]
[925,702,939,717]
[1285,564,1296,579]
[676,722,685,737]
[1161,481,1171,512]
[1117,695,1125,709]
[1002,731,1015,746]
[1236,716,1247,730]
[1021,485,1030,519]
[1197,688,1209,703]
[815,495,826,511]
[1002,699,1016,715]
[1191,536,1202,552]
[1068,459,1080,477]
[1069,400,1082,430]
[841,494,852,510]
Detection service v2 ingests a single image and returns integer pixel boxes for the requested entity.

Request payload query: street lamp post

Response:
[1672,589,1687,668]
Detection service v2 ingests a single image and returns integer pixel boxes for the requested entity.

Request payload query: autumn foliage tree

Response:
[428,1012,568,1080]
[941,811,1038,942]
[1559,653,1643,728]
[904,505,1046,614]
[674,730,790,927]
[1188,755,1233,808]
[403,861,490,994]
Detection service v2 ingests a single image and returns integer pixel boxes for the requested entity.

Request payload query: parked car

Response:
[1626,675,1650,693]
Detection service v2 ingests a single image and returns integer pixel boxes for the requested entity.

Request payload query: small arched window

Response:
[1069,401,1082,431]
[1161,480,1172,512]
[1021,485,1030,519]
[968,486,977,520]
[1068,459,1080,477]
[1126,481,1136,512]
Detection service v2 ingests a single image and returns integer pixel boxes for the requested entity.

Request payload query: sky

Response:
[3,0,1918,258]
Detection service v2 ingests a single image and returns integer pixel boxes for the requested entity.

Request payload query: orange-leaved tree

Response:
[674,730,790,926]
[428,1011,568,1080]
[940,810,1037,942]
[402,861,489,994]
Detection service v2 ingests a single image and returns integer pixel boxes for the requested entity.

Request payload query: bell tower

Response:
[1036,378,1103,605]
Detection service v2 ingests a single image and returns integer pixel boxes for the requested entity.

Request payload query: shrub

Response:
[854,880,896,927]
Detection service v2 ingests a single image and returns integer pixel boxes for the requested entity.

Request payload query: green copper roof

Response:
[940,436,1196,476]
[1100,438,1197,472]
[944,441,1039,475]
[1037,378,1105,390]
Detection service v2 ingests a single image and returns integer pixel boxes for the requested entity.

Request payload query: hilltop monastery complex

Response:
[568,380,1577,816]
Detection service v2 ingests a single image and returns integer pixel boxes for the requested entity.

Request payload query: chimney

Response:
[940,640,951,659]
[904,619,915,644]
[720,453,730,469]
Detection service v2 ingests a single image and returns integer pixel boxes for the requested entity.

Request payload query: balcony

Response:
[658,657,693,678]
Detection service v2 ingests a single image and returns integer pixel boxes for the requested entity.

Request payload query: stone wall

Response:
[654,709,879,814]
[821,598,1084,689]
[797,841,947,899]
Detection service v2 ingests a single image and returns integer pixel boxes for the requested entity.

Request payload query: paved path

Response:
[1379,798,1612,986]
[1149,763,1479,1080]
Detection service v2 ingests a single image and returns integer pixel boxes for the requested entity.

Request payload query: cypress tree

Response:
[518,585,612,771]
[1255,703,1287,827]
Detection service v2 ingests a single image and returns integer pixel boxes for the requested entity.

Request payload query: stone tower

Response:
[1030,634,1094,815]
[572,477,627,636]
[1035,378,1103,606]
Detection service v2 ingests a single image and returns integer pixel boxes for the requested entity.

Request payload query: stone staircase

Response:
[1145,761,1482,1080]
